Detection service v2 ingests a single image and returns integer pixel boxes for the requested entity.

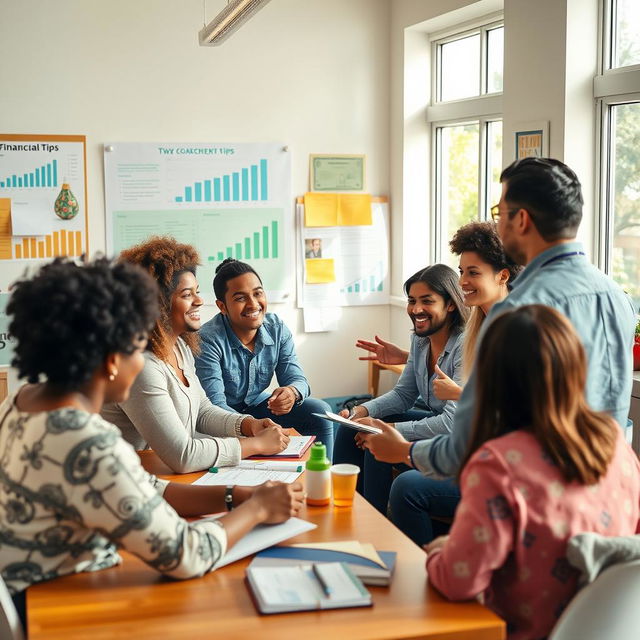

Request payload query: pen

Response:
[311,563,332,597]
[238,462,302,472]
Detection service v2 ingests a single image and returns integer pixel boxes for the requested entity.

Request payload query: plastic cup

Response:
[331,464,360,507]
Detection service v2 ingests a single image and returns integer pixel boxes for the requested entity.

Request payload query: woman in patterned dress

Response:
[424,305,640,640]
[0,257,303,630]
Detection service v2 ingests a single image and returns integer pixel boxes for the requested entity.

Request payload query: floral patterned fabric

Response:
[426,429,640,640]
[0,392,227,594]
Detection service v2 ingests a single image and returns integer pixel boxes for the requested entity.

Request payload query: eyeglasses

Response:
[490,204,520,222]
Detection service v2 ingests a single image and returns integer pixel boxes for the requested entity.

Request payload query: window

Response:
[429,21,503,265]
[597,0,640,309]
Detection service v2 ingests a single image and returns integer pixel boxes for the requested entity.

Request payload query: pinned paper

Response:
[304,193,372,227]
[10,198,55,236]
[305,258,336,284]
[302,306,341,333]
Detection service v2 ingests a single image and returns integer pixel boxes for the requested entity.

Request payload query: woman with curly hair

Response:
[0,258,303,632]
[431,221,522,402]
[102,237,289,473]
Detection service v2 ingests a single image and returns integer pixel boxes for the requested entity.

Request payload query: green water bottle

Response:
[305,442,331,506]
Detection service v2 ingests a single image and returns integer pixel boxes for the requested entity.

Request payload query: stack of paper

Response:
[193,460,303,487]
[249,540,396,586]
[246,561,372,614]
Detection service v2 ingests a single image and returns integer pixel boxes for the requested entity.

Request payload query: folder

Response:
[251,540,397,586]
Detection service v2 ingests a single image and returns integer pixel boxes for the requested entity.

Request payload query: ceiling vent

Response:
[199,0,273,46]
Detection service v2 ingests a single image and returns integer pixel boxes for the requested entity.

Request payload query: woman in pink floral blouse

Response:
[426,305,640,640]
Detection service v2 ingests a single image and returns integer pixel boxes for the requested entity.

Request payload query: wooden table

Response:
[368,360,405,397]
[27,451,505,640]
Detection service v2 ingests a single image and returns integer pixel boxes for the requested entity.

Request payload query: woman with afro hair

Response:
[0,257,303,632]
[101,237,290,473]
[431,221,522,401]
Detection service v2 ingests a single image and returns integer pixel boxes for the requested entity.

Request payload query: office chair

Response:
[549,560,640,640]
[0,575,25,640]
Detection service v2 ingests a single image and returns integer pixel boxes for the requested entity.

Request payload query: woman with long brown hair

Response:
[425,305,640,640]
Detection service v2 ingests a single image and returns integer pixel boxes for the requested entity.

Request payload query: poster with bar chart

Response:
[298,199,390,307]
[0,134,88,289]
[104,142,291,301]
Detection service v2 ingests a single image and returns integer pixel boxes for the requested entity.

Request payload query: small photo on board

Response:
[305,238,323,259]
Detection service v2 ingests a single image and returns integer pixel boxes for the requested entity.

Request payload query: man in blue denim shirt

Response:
[363,158,635,544]
[195,259,334,457]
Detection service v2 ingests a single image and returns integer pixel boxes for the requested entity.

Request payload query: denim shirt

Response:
[362,328,464,440]
[195,313,309,412]
[410,242,636,478]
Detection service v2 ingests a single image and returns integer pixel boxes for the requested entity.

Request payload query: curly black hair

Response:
[449,221,522,283]
[7,257,159,392]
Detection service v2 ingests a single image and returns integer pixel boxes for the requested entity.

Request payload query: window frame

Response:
[595,0,640,274]
[428,17,503,263]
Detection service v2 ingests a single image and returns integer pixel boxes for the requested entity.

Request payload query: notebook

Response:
[246,561,372,614]
[250,540,397,586]
[247,435,316,459]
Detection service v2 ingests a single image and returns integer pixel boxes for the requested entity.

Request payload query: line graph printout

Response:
[104,142,291,301]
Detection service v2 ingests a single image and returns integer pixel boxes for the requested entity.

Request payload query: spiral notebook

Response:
[246,561,372,614]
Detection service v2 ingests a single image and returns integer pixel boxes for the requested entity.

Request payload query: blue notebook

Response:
[252,542,397,586]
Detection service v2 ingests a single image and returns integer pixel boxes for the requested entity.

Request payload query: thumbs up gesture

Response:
[432,364,463,402]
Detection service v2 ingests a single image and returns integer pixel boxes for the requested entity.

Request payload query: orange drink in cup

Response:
[331,463,360,507]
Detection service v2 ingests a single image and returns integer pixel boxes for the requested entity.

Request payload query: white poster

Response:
[104,142,292,302]
[297,201,390,308]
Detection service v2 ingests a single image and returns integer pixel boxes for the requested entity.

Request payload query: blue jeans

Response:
[389,470,460,546]
[333,409,428,513]
[247,396,334,459]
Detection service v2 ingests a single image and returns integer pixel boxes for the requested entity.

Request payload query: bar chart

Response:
[174,159,268,203]
[341,262,385,294]
[0,159,58,189]
[0,230,83,261]
[207,220,279,262]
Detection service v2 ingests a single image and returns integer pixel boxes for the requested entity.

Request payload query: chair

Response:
[0,575,25,640]
[549,560,640,640]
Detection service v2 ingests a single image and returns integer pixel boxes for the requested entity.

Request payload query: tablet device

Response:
[311,411,383,434]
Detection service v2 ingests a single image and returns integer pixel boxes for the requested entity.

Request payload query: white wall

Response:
[0,0,392,398]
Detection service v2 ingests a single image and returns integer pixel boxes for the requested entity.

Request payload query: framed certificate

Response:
[310,154,365,191]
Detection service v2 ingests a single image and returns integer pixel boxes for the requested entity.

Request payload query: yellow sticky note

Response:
[304,193,338,226]
[338,194,372,226]
[305,258,336,284]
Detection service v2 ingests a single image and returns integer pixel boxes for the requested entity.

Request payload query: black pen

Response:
[312,563,332,597]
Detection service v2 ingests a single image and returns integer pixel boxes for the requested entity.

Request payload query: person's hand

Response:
[267,386,297,415]
[432,364,463,402]
[250,481,305,524]
[424,535,449,557]
[241,416,280,436]
[338,404,369,419]
[254,425,290,454]
[355,335,409,365]
[354,418,393,448]
[358,418,411,463]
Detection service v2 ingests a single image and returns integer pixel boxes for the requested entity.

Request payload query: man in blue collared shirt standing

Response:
[195,259,334,457]
[364,158,636,544]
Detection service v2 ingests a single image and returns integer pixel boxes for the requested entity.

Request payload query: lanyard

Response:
[540,251,585,268]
